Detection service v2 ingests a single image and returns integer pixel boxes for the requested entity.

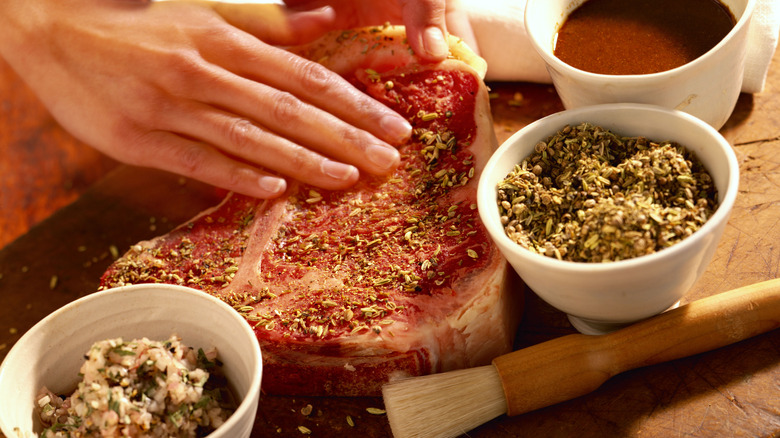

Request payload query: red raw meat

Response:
[100,26,521,396]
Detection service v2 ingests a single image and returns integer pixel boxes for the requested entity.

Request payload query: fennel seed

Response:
[496,122,718,263]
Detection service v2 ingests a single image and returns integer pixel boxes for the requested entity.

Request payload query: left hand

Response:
[234,0,479,61]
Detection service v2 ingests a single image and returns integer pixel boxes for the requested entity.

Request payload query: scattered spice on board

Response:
[110,244,120,259]
[497,122,718,263]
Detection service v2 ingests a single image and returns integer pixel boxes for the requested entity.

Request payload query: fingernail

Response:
[303,5,335,20]
[380,115,412,144]
[258,175,286,195]
[423,26,449,59]
[366,144,400,171]
[321,160,358,181]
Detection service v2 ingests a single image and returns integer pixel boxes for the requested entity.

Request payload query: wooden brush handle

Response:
[493,278,780,416]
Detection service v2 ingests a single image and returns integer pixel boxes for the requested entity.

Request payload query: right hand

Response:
[0,0,415,198]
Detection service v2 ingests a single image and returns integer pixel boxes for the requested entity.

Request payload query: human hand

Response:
[281,0,479,60]
[0,0,414,198]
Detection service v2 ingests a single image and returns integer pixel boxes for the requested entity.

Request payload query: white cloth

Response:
[742,0,780,92]
[464,0,780,93]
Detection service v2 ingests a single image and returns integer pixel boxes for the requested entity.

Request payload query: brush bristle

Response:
[382,365,507,438]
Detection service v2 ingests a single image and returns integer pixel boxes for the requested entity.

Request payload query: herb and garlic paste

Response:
[35,335,235,438]
[497,123,718,262]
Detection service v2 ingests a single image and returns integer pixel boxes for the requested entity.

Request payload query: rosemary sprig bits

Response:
[497,123,719,263]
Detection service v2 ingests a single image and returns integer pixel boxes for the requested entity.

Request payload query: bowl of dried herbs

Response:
[477,103,739,334]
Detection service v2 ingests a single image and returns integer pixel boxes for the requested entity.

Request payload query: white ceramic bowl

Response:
[477,104,739,334]
[524,0,756,130]
[0,284,262,437]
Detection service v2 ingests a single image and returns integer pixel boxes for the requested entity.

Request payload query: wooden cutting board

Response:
[2,69,780,437]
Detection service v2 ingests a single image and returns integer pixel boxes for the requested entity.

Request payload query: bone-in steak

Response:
[100,26,521,396]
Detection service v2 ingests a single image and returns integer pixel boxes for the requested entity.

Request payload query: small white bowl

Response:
[0,284,262,437]
[477,104,739,334]
[524,0,756,129]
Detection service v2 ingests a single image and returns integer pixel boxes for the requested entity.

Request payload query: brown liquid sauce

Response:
[553,0,736,75]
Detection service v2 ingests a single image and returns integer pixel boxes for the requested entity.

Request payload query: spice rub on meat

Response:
[100,26,520,396]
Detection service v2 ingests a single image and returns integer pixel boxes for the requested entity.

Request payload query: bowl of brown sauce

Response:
[525,0,756,129]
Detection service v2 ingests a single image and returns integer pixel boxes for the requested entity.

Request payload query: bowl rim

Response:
[477,102,740,273]
[0,283,262,437]
[523,0,758,82]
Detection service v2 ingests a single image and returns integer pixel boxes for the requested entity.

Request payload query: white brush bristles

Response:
[382,364,507,438]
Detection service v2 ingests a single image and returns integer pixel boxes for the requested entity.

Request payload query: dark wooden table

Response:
[2,47,779,437]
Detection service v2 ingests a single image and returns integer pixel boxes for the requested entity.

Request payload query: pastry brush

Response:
[382,278,780,438]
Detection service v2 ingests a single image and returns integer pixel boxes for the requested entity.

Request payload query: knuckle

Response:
[117,145,147,167]
[106,122,157,165]
[295,59,339,95]
[352,94,382,116]
[156,49,217,95]
[128,87,171,127]
[166,48,204,76]
[175,142,210,175]
[282,142,313,171]
[224,118,257,153]
[269,91,305,126]
[334,126,364,150]
[225,165,248,190]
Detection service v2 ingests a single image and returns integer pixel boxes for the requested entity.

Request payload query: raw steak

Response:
[100,26,521,396]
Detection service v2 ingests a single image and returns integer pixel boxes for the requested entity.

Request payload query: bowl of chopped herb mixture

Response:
[0,284,262,437]
[477,103,739,335]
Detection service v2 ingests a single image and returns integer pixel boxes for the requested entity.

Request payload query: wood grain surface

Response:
[1,47,779,437]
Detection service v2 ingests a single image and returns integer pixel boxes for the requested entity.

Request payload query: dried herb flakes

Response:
[497,123,718,263]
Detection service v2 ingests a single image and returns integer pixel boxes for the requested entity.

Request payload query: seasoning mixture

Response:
[497,123,718,263]
[36,335,235,438]
[553,0,735,75]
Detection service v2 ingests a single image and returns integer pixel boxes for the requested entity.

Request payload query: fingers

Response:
[148,71,400,191]
[114,1,425,197]
[117,78,380,197]
[400,0,449,61]
[400,0,480,59]
[163,100,371,190]
[200,39,412,149]
[130,131,289,199]
[445,0,480,54]
[135,10,409,191]
[182,63,402,174]
[206,2,337,46]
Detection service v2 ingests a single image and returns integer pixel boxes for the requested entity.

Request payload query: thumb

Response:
[401,0,449,61]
